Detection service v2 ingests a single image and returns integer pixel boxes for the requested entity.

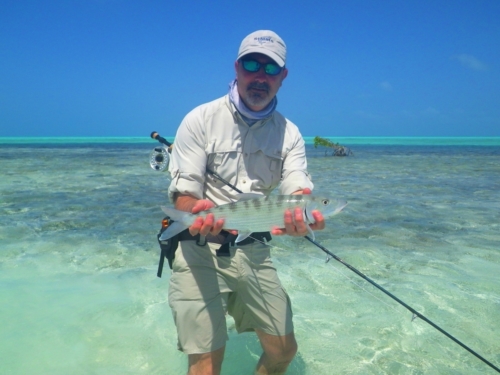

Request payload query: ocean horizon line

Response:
[1,136,500,146]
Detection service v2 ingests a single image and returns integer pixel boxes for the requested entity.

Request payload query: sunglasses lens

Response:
[264,64,282,75]
[241,59,282,75]
[242,60,260,72]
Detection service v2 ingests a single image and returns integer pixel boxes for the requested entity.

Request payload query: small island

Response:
[313,136,353,156]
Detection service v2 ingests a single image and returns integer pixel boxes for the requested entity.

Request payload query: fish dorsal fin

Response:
[234,193,264,202]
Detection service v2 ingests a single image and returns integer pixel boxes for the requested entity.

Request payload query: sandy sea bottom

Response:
[0,143,499,374]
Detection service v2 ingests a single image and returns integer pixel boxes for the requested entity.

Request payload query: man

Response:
[167,30,325,375]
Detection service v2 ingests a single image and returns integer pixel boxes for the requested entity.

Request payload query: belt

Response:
[178,230,272,256]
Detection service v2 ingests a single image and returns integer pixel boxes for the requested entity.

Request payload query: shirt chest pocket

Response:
[206,138,284,191]
[206,139,242,189]
[243,146,284,190]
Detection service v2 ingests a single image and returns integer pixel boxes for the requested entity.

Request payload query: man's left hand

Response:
[271,188,325,237]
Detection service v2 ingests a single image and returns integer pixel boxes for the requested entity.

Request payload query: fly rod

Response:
[150,132,499,373]
[305,236,499,373]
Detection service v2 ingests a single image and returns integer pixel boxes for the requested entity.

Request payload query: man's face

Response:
[235,53,288,111]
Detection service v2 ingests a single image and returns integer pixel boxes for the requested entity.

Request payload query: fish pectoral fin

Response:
[235,231,252,243]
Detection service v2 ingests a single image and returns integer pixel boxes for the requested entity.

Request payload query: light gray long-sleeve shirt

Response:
[168,94,313,206]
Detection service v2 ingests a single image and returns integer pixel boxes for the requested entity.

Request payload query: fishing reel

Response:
[149,131,173,172]
[149,145,170,172]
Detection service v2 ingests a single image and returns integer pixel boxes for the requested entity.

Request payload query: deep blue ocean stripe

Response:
[1,136,500,146]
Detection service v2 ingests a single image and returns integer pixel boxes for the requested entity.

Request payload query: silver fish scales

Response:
[159,194,347,242]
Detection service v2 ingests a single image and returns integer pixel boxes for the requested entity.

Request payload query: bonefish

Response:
[159,193,347,242]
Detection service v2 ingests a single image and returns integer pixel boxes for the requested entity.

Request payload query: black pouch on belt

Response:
[156,217,180,278]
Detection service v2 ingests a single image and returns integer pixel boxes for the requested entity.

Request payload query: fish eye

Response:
[322,199,329,205]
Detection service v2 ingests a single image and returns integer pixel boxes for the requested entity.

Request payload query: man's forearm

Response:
[173,193,199,212]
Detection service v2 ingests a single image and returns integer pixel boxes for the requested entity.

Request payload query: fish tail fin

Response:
[159,206,192,240]
[160,206,192,222]
[159,221,189,240]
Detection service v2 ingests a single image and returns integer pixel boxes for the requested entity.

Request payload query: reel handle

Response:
[151,131,172,147]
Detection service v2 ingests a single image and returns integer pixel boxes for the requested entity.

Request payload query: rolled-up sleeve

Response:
[168,108,207,202]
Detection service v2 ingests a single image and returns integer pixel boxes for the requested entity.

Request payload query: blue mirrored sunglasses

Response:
[240,59,283,76]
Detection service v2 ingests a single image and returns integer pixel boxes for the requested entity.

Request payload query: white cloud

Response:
[452,54,487,71]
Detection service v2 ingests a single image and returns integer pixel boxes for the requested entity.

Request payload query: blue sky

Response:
[1,0,499,137]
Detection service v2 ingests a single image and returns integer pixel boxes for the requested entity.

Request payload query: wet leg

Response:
[254,330,297,375]
[187,346,225,375]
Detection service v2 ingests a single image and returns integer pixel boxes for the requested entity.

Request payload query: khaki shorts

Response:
[168,240,293,354]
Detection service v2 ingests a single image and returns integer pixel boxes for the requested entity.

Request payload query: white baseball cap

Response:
[237,30,287,67]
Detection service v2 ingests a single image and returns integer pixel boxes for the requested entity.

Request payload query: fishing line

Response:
[305,235,500,373]
[250,235,399,314]
[150,132,499,373]
[322,257,401,314]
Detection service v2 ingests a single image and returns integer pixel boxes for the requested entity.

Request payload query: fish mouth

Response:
[328,200,348,216]
[313,199,348,219]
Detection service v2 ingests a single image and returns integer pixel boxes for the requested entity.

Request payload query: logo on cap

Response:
[254,36,274,45]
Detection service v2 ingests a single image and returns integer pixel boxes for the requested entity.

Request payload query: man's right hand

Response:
[188,199,225,237]
[174,194,225,237]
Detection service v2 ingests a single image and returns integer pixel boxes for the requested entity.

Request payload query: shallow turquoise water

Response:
[1,140,499,374]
